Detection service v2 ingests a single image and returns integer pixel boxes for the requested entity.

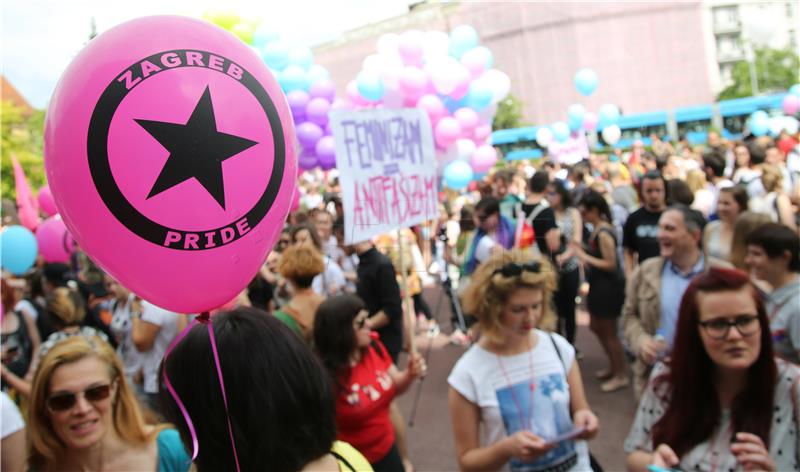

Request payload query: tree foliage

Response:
[1,101,46,201]
[492,93,527,131]
[717,47,800,100]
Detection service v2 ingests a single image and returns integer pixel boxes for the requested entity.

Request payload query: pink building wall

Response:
[314,1,715,126]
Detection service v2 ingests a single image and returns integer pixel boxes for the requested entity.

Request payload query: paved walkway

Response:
[396,286,638,471]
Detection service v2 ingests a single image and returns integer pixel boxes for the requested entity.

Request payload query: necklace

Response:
[495,334,536,431]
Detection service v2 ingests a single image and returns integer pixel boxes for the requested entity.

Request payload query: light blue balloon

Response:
[567,104,585,130]
[751,110,768,122]
[279,65,310,92]
[356,71,385,102]
[552,122,571,142]
[574,68,598,96]
[568,115,583,132]
[444,160,474,189]
[449,25,479,59]
[465,81,493,110]
[790,84,800,97]
[252,25,279,49]
[750,112,769,137]
[1,225,38,276]
[443,96,467,114]
[598,104,620,127]
[307,64,330,84]
[288,47,314,71]
[262,41,290,71]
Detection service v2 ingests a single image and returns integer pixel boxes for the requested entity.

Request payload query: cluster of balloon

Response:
[535,68,623,149]
[43,16,297,313]
[203,12,338,172]
[345,25,510,189]
[760,84,800,137]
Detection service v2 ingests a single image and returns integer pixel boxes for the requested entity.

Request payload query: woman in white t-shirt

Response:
[447,251,599,472]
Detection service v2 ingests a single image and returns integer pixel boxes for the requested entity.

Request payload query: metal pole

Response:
[745,42,760,95]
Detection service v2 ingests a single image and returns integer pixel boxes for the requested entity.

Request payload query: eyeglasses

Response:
[492,261,541,278]
[698,315,759,340]
[46,383,113,412]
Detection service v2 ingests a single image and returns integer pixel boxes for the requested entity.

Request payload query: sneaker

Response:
[449,329,470,346]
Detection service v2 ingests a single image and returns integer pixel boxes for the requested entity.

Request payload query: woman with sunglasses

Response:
[572,190,629,392]
[625,268,798,472]
[28,335,188,471]
[448,251,599,472]
[314,294,426,472]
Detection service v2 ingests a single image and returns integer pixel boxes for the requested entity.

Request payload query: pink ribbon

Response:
[161,313,241,471]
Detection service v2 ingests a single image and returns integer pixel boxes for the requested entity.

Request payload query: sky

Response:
[1,0,411,109]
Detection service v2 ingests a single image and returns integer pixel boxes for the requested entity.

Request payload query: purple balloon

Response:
[316,135,336,170]
[298,150,319,170]
[309,78,336,102]
[306,97,332,126]
[287,90,310,120]
[296,122,323,149]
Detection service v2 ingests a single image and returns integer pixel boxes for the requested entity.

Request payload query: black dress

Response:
[586,226,626,318]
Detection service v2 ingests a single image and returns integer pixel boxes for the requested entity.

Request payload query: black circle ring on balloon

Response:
[86,49,286,251]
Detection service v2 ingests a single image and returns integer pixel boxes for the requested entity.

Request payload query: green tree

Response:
[1,101,46,201]
[717,46,800,100]
[492,93,527,131]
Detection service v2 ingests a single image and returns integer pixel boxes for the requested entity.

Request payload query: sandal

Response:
[600,376,630,393]
[594,369,613,380]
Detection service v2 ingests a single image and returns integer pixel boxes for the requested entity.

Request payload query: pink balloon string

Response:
[162,318,201,463]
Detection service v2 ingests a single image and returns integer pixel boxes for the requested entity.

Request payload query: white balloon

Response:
[377,33,400,57]
[482,69,511,104]
[362,54,384,73]
[784,116,799,135]
[535,127,553,147]
[423,30,450,61]
[455,139,477,161]
[601,125,622,145]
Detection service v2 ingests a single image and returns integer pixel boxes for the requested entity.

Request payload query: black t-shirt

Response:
[356,248,403,363]
[622,207,662,263]
[520,202,558,255]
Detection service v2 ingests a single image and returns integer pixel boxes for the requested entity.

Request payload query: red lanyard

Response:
[495,337,536,432]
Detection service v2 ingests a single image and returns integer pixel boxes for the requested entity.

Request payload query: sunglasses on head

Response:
[492,261,541,278]
[46,384,112,412]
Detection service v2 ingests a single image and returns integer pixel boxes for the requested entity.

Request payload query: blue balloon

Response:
[552,122,571,142]
[252,25,279,49]
[790,84,800,97]
[574,68,598,96]
[444,160,474,189]
[751,110,768,122]
[750,112,769,137]
[598,104,620,127]
[449,25,479,59]
[262,41,290,71]
[567,104,585,130]
[465,81,493,110]
[1,225,37,275]
[443,96,466,114]
[288,47,314,71]
[356,71,385,102]
[307,64,330,84]
[279,65,310,92]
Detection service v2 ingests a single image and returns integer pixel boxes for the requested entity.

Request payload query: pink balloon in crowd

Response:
[305,97,331,127]
[398,66,428,101]
[582,111,599,131]
[346,80,369,107]
[38,185,58,216]
[460,46,492,78]
[454,107,480,135]
[36,216,75,264]
[397,30,425,66]
[434,117,462,149]
[784,94,800,116]
[470,145,498,173]
[416,94,447,124]
[43,16,297,313]
[473,124,493,143]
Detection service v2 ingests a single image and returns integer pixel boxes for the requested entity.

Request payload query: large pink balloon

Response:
[398,66,427,101]
[38,186,58,216]
[44,16,297,313]
[36,216,75,264]
[416,94,447,124]
[435,117,462,149]
[784,95,800,116]
[454,108,479,135]
[470,145,498,173]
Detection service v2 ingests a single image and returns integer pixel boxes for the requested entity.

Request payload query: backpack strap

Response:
[548,333,567,376]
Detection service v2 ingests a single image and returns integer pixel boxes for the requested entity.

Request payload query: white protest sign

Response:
[330,109,438,244]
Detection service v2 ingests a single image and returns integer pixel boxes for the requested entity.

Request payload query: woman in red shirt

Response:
[314,294,425,472]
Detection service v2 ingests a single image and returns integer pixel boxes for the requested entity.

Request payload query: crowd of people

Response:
[2,128,800,471]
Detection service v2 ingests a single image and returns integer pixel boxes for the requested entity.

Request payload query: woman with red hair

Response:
[625,268,799,472]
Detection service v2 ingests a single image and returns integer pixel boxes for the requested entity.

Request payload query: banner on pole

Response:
[330,109,438,244]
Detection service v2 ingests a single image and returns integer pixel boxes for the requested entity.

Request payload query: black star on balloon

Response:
[136,86,258,210]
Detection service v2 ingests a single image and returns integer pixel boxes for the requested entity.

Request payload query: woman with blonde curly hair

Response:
[447,251,599,472]
[274,244,326,343]
[27,335,187,471]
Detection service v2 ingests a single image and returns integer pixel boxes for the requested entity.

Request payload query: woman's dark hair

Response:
[746,222,800,272]
[160,309,336,472]
[474,196,500,217]
[651,268,775,458]
[666,179,694,206]
[459,205,476,233]
[548,179,573,209]
[577,190,612,222]
[313,294,364,390]
[290,222,323,251]
[719,185,748,214]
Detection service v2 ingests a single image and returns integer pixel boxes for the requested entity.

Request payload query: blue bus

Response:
[493,93,791,158]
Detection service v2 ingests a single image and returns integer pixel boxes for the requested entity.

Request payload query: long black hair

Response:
[160,308,336,472]
[313,294,364,390]
[578,189,612,222]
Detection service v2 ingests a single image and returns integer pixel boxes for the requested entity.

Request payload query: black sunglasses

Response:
[492,261,541,278]
[46,384,112,412]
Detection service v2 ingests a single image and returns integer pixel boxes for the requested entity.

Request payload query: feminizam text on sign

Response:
[330,109,438,244]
